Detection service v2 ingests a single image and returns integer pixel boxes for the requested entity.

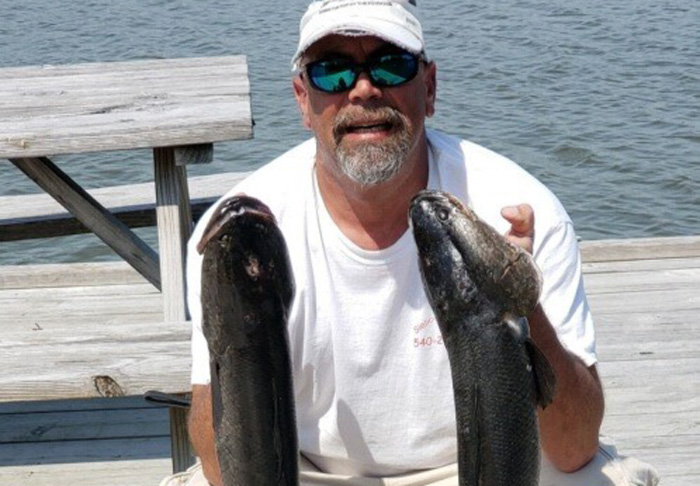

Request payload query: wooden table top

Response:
[0,56,252,158]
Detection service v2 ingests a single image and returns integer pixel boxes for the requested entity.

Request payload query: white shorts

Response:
[160,437,659,486]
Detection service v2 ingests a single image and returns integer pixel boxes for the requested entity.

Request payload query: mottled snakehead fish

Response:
[409,190,557,486]
[197,195,298,486]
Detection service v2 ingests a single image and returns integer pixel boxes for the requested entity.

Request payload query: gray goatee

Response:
[333,107,413,187]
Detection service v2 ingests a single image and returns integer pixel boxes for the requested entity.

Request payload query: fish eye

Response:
[437,208,450,221]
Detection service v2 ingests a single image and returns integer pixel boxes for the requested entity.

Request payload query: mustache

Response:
[333,106,407,142]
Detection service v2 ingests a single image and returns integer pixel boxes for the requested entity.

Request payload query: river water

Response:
[1,0,698,264]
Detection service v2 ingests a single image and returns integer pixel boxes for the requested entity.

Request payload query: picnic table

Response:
[0,56,253,472]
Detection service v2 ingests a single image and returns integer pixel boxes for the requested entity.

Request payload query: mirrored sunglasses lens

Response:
[371,54,418,86]
[308,60,356,93]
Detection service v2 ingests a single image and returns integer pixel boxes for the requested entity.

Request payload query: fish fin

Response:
[525,339,557,409]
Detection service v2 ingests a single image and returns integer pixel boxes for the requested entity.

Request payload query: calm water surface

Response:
[0,0,698,264]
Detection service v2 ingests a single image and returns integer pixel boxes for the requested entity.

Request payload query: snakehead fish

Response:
[409,190,557,486]
[197,195,298,486]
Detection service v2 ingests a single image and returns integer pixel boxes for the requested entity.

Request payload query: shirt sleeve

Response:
[187,231,212,385]
[534,221,598,367]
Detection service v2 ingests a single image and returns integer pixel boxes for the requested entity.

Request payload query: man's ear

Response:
[293,75,312,129]
[424,61,437,118]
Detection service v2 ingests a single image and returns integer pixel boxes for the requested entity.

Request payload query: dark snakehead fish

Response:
[197,195,298,486]
[409,190,557,486]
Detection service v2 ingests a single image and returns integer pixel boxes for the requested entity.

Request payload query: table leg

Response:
[9,156,161,289]
[153,147,197,473]
[153,146,192,322]
[169,404,197,473]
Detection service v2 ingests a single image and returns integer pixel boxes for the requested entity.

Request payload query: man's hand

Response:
[501,203,604,472]
[501,204,534,254]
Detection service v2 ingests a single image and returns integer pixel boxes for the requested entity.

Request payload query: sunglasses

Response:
[304,52,423,94]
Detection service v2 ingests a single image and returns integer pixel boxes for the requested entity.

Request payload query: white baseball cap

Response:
[292,0,426,69]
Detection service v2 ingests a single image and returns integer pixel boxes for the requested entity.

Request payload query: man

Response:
[162,1,658,485]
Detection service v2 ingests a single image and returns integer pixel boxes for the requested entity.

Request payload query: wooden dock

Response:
[0,234,698,485]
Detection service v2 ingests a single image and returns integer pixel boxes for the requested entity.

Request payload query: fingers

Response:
[501,204,535,254]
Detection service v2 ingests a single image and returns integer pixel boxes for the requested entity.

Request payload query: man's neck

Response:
[315,141,430,251]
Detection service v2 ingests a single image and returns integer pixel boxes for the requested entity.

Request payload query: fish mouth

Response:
[411,189,449,206]
[409,190,466,226]
[410,190,468,209]
[196,195,275,255]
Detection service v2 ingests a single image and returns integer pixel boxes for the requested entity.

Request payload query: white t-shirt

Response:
[186,129,597,476]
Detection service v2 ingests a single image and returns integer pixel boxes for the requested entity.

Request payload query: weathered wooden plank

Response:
[0,459,172,486]
[0,72,249,100]
[604,434,700,485]
[593,309,699,334]
[598,355,700,378]
[0,396,154,415]
[8,157,161,288]
[0,171,249,241]
[0,199,212,241]
[0,55,245,76]
[0,281,157,299]
[0,301,161,325]
[0,287,161,328]
[602,412,700,440]
[597,333,700,361]
[0,88,250,119]
[587,287,700,314]
[603,387,699,417]
[0,406,168,444]
[1,170,249,219]
[0,437,170,465]
[0,322,190,402]
[154,147,191,322]
[1,103,252,158]
[583,256,700,274]
[0,284,161,318]
[0,56,253,158]
[169,406,196,473]
[0,291,161,313]
[2,318,165,336]
[0,262,146,290]
[580,235,700,262]
[584,270,700,295]
[152,146,196,471]
[0,60,249,96]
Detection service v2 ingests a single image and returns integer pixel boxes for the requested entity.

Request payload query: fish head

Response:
[197,195,295,350]
[197,195,277,255]
[409,190,541,318]
[409,190,483,317]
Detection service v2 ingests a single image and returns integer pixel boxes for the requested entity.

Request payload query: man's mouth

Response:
[344,121,393,134]
[333,106,406,144]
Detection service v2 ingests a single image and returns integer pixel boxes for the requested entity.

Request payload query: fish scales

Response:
[198,195,299,486]
[409,190,556,486]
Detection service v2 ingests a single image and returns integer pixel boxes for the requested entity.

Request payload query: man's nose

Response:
[348,72,383,102]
